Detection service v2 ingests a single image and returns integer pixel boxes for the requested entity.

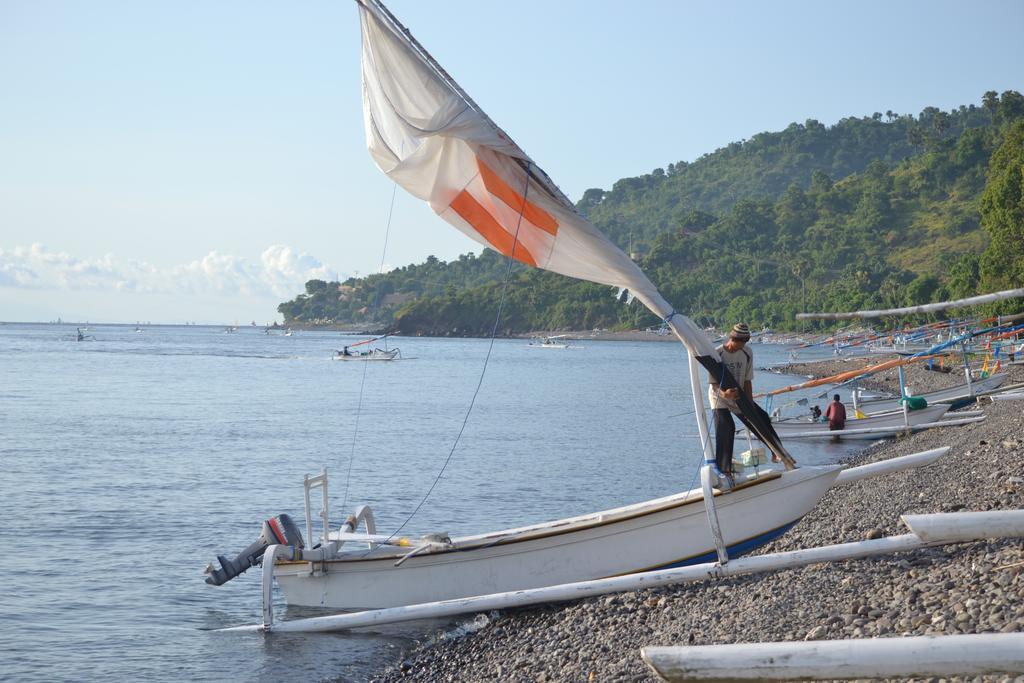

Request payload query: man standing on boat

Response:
[825,394,847,432]
[708,323,754,489]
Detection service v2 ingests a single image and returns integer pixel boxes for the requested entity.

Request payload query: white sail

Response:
[357,0,793,465]
[357,0,714,358]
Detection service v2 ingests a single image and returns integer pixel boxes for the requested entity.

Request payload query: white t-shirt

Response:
[707,344,754,412]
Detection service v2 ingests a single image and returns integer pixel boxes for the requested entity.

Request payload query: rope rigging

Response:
[340,178,400,513]
[366,163,535,549]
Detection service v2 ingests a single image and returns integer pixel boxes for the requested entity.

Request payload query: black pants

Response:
[713,408,736,474]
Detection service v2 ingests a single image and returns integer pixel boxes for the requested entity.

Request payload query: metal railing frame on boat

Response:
[266,477,383,630]
[303,470,330,550]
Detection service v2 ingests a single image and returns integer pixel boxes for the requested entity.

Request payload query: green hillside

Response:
[278,92,1024,333]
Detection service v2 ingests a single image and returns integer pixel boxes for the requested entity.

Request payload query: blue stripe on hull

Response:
[656,520,799,570]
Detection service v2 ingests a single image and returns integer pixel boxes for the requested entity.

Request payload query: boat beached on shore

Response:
[202,0,985,636]
[857,372,1006,413]
[271,465,841,610]
[766,403,953,440]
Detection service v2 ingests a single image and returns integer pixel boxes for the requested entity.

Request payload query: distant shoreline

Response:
[3,320,686,341]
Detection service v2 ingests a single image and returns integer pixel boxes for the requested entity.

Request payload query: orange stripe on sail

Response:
[477,161,559,236]
[450,190,538,267]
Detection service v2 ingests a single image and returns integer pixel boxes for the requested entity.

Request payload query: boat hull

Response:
[274,466,840,609]
[859,373,1006,414]
[333,349,399,361]
[771,404,950,440]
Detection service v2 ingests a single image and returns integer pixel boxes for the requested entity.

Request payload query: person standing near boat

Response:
[708,323,754,489]
[824,394,847,432]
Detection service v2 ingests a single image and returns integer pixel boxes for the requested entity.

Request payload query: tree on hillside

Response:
[277,94,1017,333]
[305,279,329,295]
[983,91,999,117]
[997,90,1024,125]
[979,119,1024,297]
[904,273,940,305]
[945,254,981,300]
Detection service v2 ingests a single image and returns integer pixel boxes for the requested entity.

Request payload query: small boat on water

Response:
[528,334,572,349]
[334,334,400,361]
[73,327,95,342]
[334,347,400,361]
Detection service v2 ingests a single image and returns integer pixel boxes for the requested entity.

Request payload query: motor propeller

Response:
[204,514,305,586]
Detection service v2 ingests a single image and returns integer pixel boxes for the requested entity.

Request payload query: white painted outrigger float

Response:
[642,631,1024,681]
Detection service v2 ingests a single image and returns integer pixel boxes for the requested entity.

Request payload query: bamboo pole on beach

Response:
[642,633,1024,681]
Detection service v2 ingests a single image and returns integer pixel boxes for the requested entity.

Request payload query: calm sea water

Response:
[2,323,863,682]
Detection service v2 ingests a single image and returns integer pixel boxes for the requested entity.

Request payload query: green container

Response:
[900,396,929,411]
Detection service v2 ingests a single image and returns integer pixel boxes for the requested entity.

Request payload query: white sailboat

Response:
[527,334,572,349]
[333,334,401,361]
[272,466,839,610]
[204,0,955,625]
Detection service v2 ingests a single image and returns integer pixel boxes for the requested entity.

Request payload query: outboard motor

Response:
[205,514,305,586]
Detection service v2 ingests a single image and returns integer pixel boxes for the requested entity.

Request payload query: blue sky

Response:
[1,0,1022,323]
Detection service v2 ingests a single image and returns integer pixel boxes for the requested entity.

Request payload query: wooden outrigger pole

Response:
[797,287,1024,320]
[643,633,1024,681]
[756,354,940,398]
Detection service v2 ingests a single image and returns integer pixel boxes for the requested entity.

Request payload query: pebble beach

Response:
[374,358,1024,682]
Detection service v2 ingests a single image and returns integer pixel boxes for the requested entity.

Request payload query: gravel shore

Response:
[374,361,1024,683]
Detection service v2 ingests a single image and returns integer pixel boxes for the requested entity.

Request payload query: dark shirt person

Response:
[824,394,847,431]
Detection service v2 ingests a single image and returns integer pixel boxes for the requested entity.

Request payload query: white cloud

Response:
[0,243,340,300]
